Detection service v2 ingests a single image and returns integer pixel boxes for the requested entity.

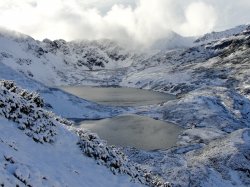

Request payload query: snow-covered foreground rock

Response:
[0,117,138,187]
[0,80,168,187]
[125,128,250,187]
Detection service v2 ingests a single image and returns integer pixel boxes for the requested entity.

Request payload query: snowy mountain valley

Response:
[0,24,250,186]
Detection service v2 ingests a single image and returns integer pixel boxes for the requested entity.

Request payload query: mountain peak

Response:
[195,24,250,44]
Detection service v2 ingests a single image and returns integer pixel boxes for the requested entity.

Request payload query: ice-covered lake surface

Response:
[75,114,182,150]
[60,86,182,150]
[59,86,176,106]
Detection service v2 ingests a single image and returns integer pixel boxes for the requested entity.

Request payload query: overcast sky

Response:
[0,0,250,46]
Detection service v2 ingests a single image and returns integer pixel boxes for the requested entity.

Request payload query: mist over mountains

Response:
[1,0,250,48]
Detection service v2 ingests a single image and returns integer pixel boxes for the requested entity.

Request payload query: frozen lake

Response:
[75,114,182,150]
[60,86,182,150]
[59,86,175,106]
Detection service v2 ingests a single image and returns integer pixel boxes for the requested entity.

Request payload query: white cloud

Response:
[0,0,249,47]
[179,2,217,36]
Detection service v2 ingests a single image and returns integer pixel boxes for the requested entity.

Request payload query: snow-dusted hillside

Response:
[125,128,250,187]
[194,24,250,44]
[0,62,129,119]
[0,80,168,187]
[1,25,249,95]
[0,27,139,86]
[150,31,195,50]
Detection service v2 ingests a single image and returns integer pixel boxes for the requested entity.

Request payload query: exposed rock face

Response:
[124,129,250,187]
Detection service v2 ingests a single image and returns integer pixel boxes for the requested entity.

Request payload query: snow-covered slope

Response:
[123,28,250,186]
[0,27,139,86]
[194,24,250,44]
[0,80,168,187]
[0,62,128,119]
[150,32,195,50]
[0,25,250,91]
[125,128,250,187]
